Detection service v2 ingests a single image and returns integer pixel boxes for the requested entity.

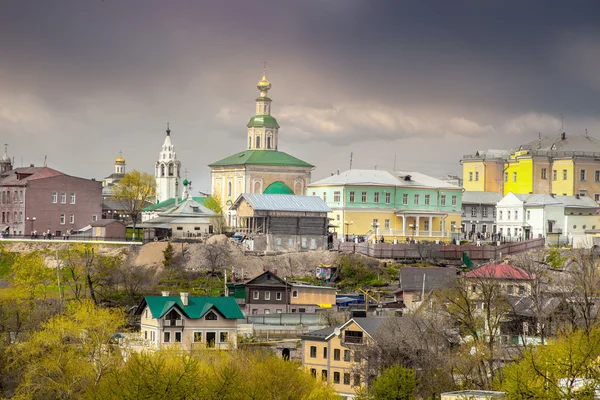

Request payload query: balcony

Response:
[547,228,562,234]
[342,335,364,345]
[164,319,184,327]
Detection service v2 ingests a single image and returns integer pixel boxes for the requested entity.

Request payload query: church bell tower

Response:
[246,69,280,151]
[155,124,182,203]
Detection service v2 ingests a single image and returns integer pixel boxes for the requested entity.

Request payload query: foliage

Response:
[336,254,395,289]
[546,248,567,269]
[499,328,600,399]
[364,364,417,400]
[0,246,17,277]
[162,242,175,269]
[111,170,156,235]
[11,251,54,300]
[203,195,227,234]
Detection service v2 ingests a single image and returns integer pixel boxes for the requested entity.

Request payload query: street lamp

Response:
[344,221,354,241]
[26,216,36,236]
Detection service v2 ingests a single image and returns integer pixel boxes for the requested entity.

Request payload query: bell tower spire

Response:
[247,65,280,151]
[155,124,182,203]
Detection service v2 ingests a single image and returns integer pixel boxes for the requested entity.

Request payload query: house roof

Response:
[462,191,503,205]
[397,267,457,292]
[231,194,331,213]
[139,296,244,319]
[554,195,599,208]
[0,166,65,186]
[507,193,598,208]
[520,133,600,153]
[507,296,562,318]
[90,219,126,227]
[300,317,388,342]
[209,150,313,168]
[245,270,288,287]
[143,196,211,212]
[159,198,216,217]
[513,193,562,206]
[465,263,534,280]
[308,169,460,190]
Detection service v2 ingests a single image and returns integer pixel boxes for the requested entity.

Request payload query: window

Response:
[471,207,477,217]
[334,349,340,361]
[70,192,75,204]
[374,192,380,203]
[310,369,317,378]
[475,171,479,181]
[353,374,361,386]
[144,330,148,340]
[372,219,379,229]
[507,210,511,219]
[440,195,446,206]
[175,332,182,343]
[69,214,74,224]
[581,169,587,181]
[323,347,327,358]
[469,172,473,181]
[344,373,351,385]
[385,192,391,204]
[493,208,497,218]
[220,332,228,343]
[563,169,567,180]
[504,172,508,182]
[253,291,259,300]
[256,135,261,148]
[514,210,518,220]
[482,208,488,218]
[402,193,408,205]
[513,172,517,182]
[205,311,217,320]
[344,350,351,361]
[276,292,281,300]
[424,194,430,205]
[514,227,518,236]
[527,210,531,220]
[452,195,457,206]
[384,219,390,229]
[310,346,317,358]
[553,170,557,181]
[227,182,232,197]
[499,210,503,220]
[292,290,298,298]
[354,351,362,362]
[361,191,367,203]
[333,372,340,384]
[541,168,547,180]
[349,191,355,202]
[321,192,326,202]
[164,332,171,343]
[60,214,65,225]
[596,194,600,203]
[92,215,97,222]
[334,191,341,202]
[423,219,429,231]
[596,171,600,182]
[60,192,66,204]
[321,370,327,381]
[194,332,202,342]
[52,192,57,203]
[265,292,271,300]
[414,194,419,205]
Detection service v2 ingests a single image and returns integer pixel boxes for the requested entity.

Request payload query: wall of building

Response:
[250,234,328,252]
[532,157,552,194]
[504,157,534,195]
[462,159,504,193]
[573,159,600,199]
[292,287,336,306]
[0,186,26,234]
[551,159,574,196]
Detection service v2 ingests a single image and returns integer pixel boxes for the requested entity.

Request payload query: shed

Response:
[91,219,127,240]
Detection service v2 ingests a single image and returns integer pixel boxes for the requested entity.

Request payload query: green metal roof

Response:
[143,296,244,319]
[209,150,314,168]
[143,196,210,212]
[247,115,279,128]
[263,181,294,194]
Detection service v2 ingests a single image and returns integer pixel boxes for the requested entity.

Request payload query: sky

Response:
[1,1,599,193]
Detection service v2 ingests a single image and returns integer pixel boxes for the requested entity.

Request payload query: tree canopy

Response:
[111,170,156,235]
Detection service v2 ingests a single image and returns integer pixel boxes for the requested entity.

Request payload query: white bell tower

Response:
[155,124,182,203]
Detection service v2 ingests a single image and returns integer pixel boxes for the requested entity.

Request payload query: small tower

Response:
[247,69,280,151]
[0,144,12,174]
[155,124,182,203]
[114,151,126,175]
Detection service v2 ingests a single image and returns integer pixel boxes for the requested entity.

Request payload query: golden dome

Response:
[257,72,271,91]
[115,154,125,164]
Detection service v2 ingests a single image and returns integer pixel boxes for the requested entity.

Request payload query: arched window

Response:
[256,135,261,148]
[253,181,261,193]
[249,136,252,148]
[258,104,263,113]
[267,136,272,149]
[168,164,174,176]
[161,164,165,176]
[227,182,232,197]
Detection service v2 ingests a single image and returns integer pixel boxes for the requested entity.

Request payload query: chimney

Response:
[337,170,340,175]
[161,291,170,297]
[274,268,278,276]
[561,132,566,140]
[576,194,580,199]
[29,163,34,167]
[180,292,189,306]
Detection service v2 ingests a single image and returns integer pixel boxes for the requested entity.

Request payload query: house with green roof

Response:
[137,292,244,350]
[209,71,314,227]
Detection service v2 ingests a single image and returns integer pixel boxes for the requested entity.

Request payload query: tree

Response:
[204,194,227,234]
[203,242,231,275]
[111,170,156,240]
[362,364,417,400]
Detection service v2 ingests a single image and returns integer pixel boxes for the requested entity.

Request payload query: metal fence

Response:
[247,313,324,326]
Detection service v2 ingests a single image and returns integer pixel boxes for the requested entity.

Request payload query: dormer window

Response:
[205,311,218,321]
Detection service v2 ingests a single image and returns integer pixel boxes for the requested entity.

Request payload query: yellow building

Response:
[209,71,313,225]
[464,133,600,199]
[460,150,508,193]
[301,317,387,399]
[137,293,244,350]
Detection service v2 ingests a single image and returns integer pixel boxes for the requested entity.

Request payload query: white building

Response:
[155,124,182,203]
[496,193,600,244]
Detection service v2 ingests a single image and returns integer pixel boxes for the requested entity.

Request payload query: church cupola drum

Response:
[155,124,182,203]
[247,71,280,151]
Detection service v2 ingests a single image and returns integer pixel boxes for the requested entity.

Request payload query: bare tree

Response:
[202,242,231,275]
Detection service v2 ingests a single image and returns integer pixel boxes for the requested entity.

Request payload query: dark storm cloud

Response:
[0,0,599,188]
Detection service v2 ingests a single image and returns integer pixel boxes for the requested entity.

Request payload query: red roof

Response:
[0,167,65,186]
[465,263,534,280]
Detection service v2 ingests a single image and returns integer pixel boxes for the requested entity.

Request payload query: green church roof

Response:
[209,150,314,168]
[143,196,210,212]
[263,181,294,194]
[141,296,244,320]
[247,115,279,128]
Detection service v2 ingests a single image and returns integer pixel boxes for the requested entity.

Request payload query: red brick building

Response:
[0,165,102,236]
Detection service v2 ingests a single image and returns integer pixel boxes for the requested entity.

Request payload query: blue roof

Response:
[232,194,331,213]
